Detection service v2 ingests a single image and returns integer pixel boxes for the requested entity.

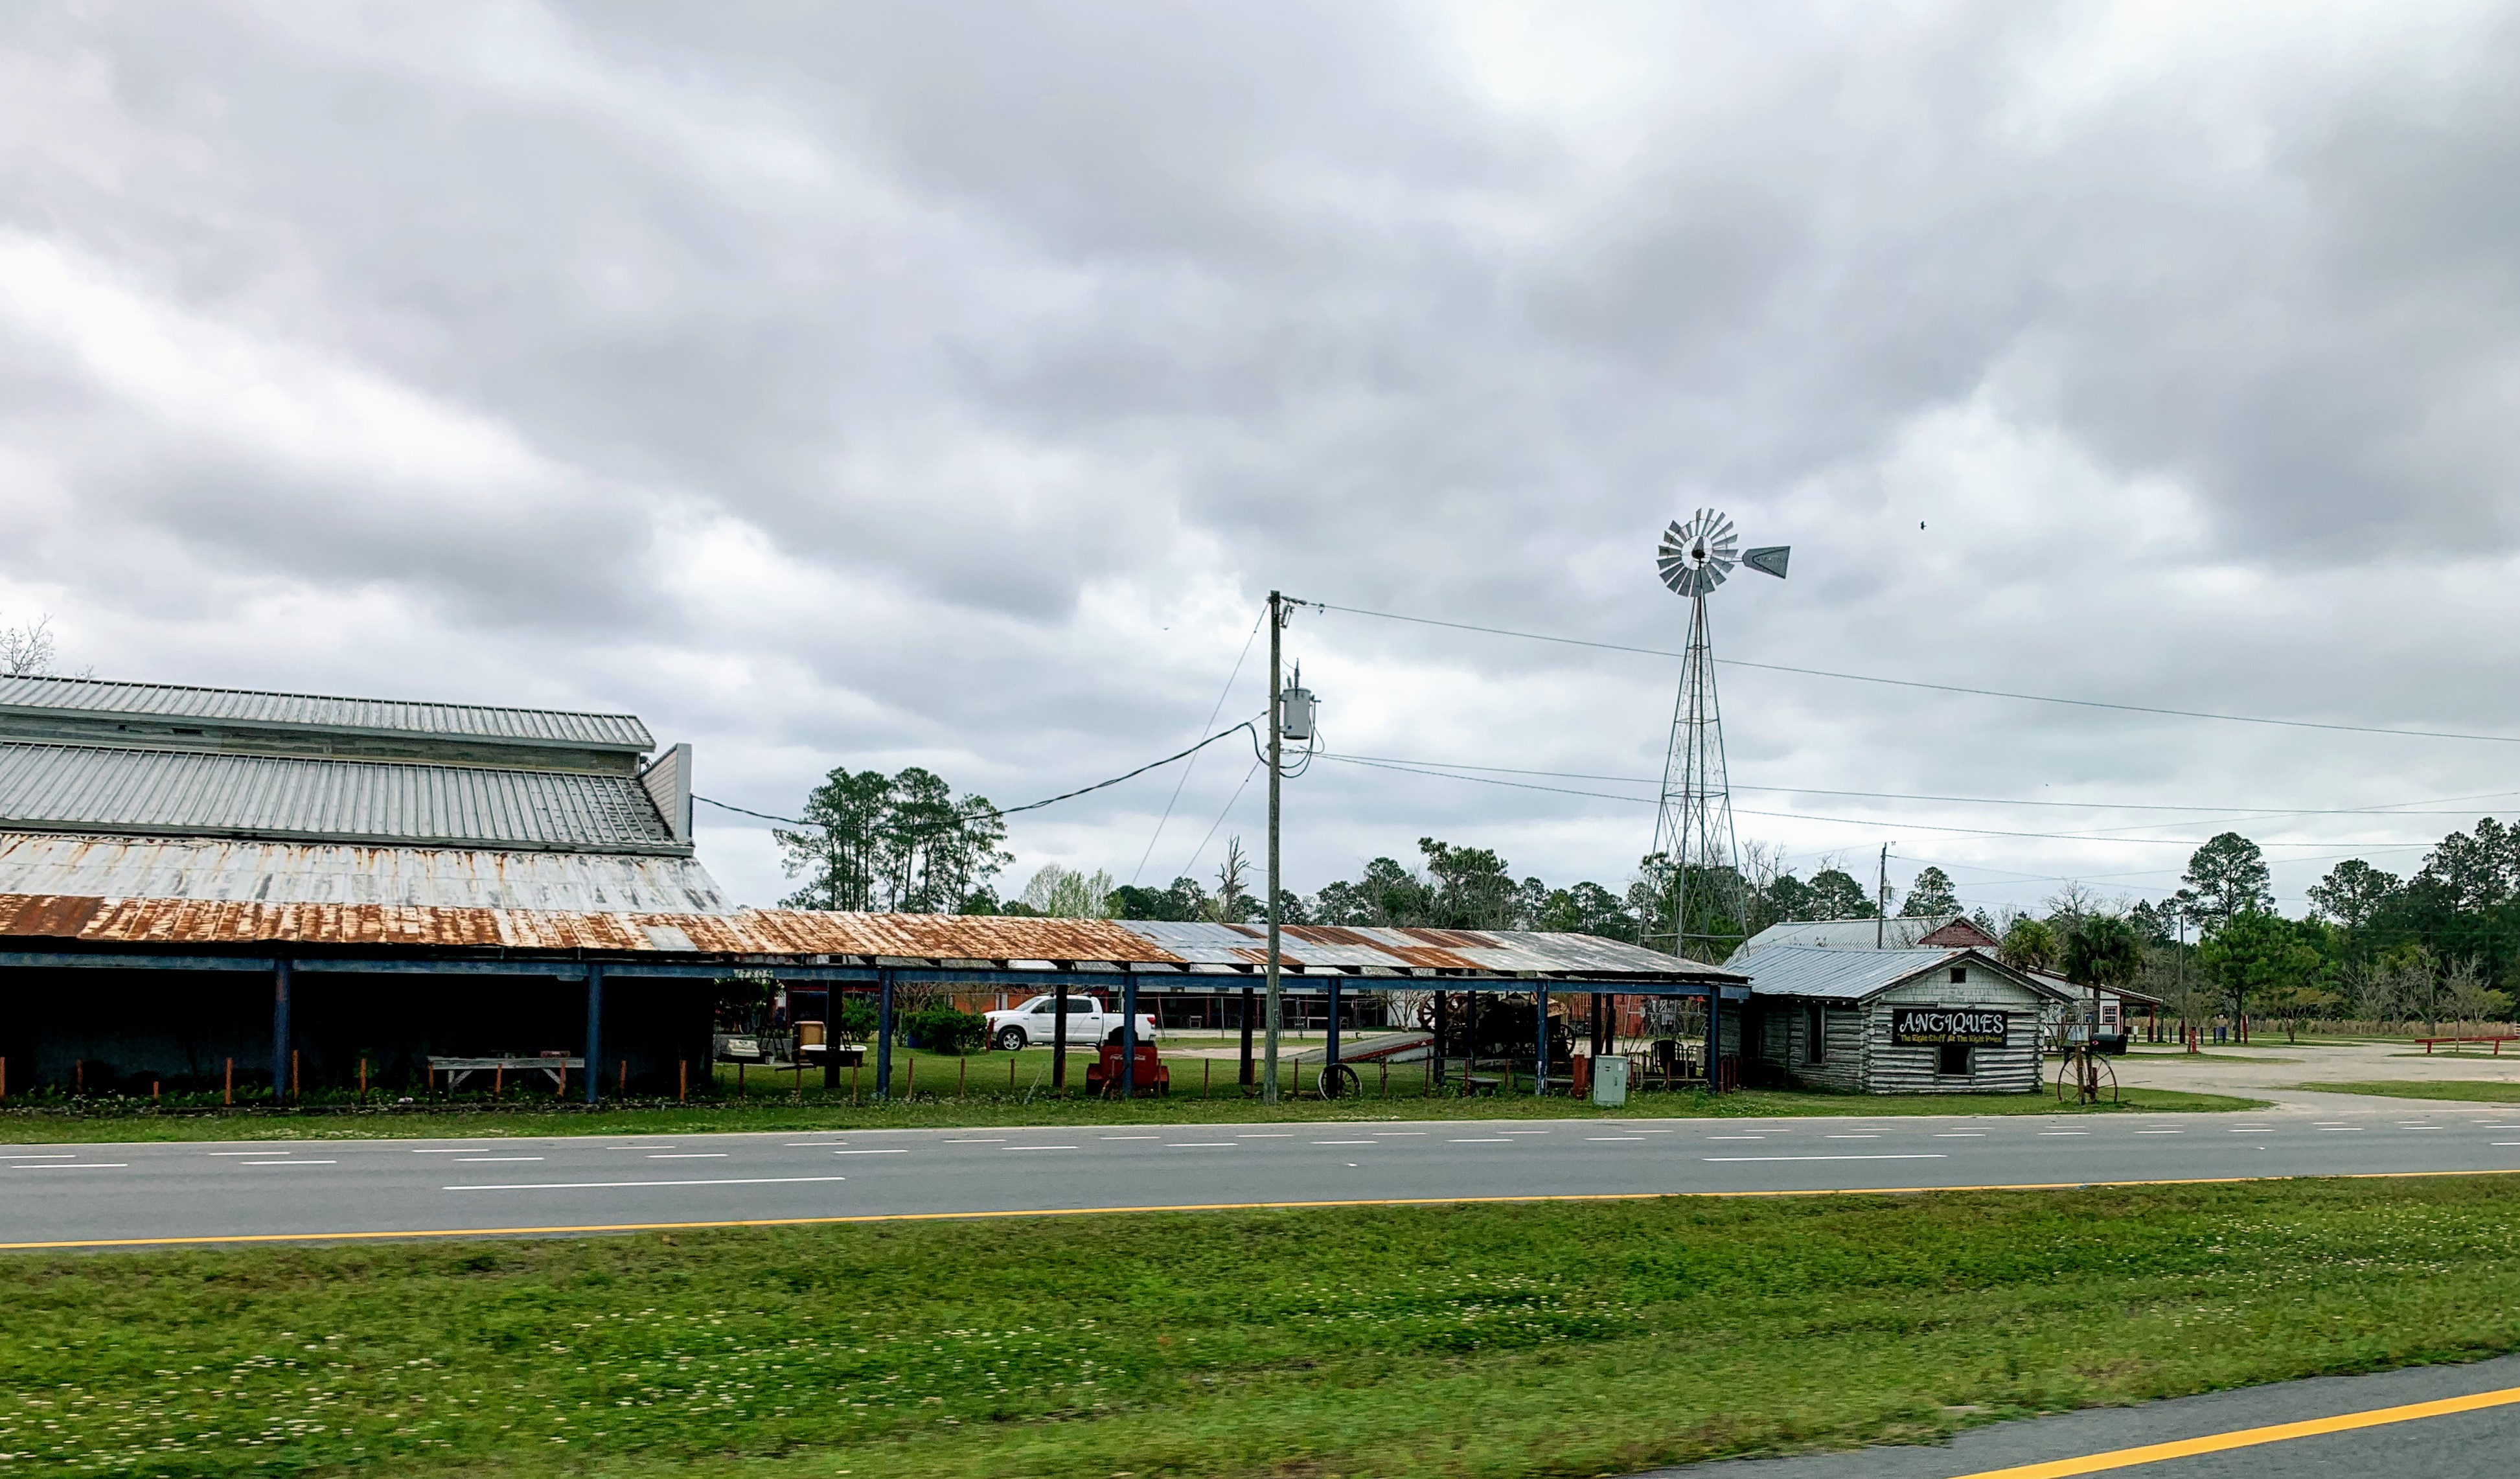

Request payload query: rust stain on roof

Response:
[0,896,1183,963]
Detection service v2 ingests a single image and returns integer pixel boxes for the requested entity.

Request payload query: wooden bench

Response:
[427,1055,582,1094]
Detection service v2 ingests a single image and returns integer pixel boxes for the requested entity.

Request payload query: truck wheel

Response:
[994,1026,1028,1052]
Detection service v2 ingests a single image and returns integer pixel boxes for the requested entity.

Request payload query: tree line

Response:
[767,763,2520,1031]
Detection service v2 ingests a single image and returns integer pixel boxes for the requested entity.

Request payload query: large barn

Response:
[0,676,1747,1100]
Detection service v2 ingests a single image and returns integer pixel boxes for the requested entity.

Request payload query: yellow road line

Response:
[3,1167,2516,1252]
[1948,1383,2520,1478]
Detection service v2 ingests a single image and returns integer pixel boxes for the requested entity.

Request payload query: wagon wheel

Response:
[1316,1062,1362,1100]
[2052,1048,2121,1106]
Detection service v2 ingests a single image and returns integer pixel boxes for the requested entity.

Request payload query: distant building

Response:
[0,674,724,911]
[1732,913,1997,958]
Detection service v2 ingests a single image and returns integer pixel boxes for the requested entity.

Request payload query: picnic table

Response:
[427,1055,583,1094]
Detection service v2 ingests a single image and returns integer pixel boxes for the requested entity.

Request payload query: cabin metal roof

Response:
[1732,913,1997,958]
[1728,943,2064,1003]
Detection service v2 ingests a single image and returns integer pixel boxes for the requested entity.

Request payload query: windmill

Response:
[1646,509,1789,961]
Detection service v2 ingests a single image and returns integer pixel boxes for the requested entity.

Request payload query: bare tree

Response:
[0,614,57,677]
[1206,838,1253,923]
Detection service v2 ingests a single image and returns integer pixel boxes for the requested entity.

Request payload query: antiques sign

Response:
[1891,1008,2010,1046]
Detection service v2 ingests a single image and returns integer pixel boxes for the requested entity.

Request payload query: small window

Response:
[1937,1043,1971,1075]
[1804,1004,1826,1064]
[1949,967,1967,983]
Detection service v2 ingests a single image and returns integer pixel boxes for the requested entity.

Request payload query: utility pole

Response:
[1263,590,1284,1104]
[1875,844,1890,948]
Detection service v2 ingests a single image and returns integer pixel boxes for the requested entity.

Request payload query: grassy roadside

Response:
[6,1176,2519,1478]
[2292,1080,2520,1104]
[0,1083,2266,1144]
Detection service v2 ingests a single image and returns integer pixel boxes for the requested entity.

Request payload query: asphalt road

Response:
[1654,1350,2520,1478]
[8,1107,2520,1248]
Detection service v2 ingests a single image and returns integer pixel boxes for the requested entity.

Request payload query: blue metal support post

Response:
[1535,983,1550,1095]
[583,961,604,1105]
[1120,977,1138,1099]
[875,970,895,1101]
[271,957,292,1103]
[1326,975,1343,1079]
[1706,988,1723,1092]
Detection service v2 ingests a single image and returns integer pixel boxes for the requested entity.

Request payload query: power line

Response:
[1316,754,2452,848]
[1320,751,2520,818]
[693,719,1263,831]
[1313,602,2520,746]
[1134,611,1265,885]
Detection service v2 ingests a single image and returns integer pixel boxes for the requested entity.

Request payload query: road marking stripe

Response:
[244,1160,336,1166]
[445,1176,850,1191]
[1001,1146,1076,1152]
[1706,1154,1947,1164]
[1164,1143,1235,1148]
[0,1154,75,1160]
[1314,1140,1378,1145]
[1943,1382,2520,1478]
[454,1157,540,1163]
[830,1149,909,1155]
[648,1153,726,1158]
[8,1163,128,1170]
[12,1169,2520,1252]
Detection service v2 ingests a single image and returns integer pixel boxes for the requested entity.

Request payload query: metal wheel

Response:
[2053,1048,2120,1106]
[993,1026,1027,1053]
[1316,1062,1362,1100]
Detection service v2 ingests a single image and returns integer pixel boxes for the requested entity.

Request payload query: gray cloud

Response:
[4,0,2518,917]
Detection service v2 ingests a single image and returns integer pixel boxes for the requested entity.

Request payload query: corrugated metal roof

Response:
[1733,915,1997,957]
[1114,921,1742,980]
[0,899,1745,981]
[1727,943,2055,1002]
[0,897,1184,961]
[0,744,684,854]
[0,674,652,750]
[0,833,729,912]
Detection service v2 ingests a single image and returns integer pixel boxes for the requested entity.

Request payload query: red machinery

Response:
[1084,1039,1169,1097]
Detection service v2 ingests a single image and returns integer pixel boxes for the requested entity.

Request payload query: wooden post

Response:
[1010,1055,1017,1091]
[152,1079,160,1105]
[958,1057,967,1099]
[620,1059,628,1094]
[738,1062,746,1098]
[290,1049,299,1101]
[494,1064,504,1098]
[225,1057,234,1105]
[906,1054,915,1099]
[556,1060,566,1099]
[851,1061,860,1104]
[1204,1059,1211,1098]
[74,1059,83,1095]
[359,1058,367,1097]
[0,1056,6,1102]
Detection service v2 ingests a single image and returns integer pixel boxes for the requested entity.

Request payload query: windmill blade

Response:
[1743,545,1791,579]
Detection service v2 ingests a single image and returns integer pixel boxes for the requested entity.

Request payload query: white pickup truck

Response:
[984,994,1158,1052]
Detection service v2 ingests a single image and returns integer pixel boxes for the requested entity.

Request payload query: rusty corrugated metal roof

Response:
[0,897,1741,981]
[0,896,1186,963]
[0,674,652,750]
[0,832,730,911]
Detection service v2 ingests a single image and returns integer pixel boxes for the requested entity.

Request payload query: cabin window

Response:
[1949,967,1967,983]
[1937,1043,1971,1075]
[1803,1004,1826,1064]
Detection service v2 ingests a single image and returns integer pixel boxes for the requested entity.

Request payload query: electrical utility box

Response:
[1279,687,1316,741]
[1590,1054,1629,1107]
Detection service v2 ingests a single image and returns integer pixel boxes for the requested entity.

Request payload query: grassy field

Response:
[6,1176,2520,1478]
[0,1055,2265,1145]
[2293,1080,2520,1104]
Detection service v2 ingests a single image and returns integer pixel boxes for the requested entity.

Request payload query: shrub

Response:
[903,1005,987,1055]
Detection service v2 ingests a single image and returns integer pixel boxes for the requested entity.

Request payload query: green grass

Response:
[2291,1080,2520,1104]
[0,1055,2265,1145]
[6,1176,2520,1478]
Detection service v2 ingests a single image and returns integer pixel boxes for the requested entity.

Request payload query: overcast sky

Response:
[5,1,2519,917]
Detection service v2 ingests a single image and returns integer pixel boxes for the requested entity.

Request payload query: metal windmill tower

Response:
[1645,510,1789,960]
